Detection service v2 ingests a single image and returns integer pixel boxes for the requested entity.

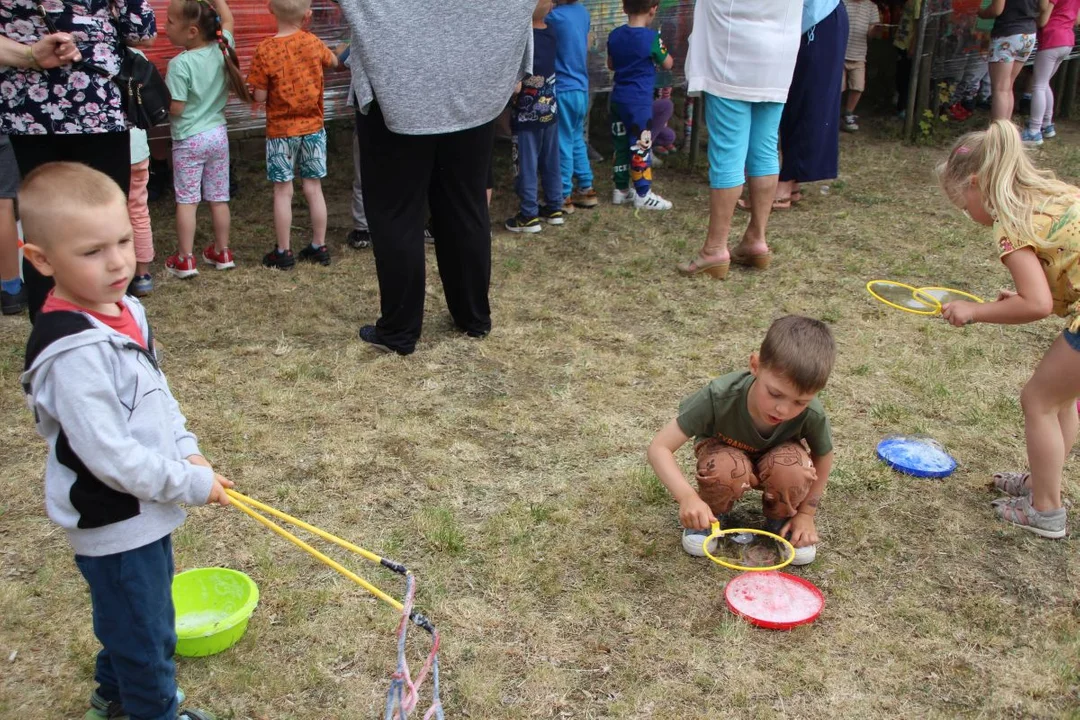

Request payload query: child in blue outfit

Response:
[607,0,674,211]
[546,0,598,214]
[506,0,565,234]
[18,162,231,720]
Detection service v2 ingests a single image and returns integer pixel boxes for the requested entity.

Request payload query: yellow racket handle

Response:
[866,280,942,316]
[226,489,385,566]
[226,492,404,612]
[701,522,796,572]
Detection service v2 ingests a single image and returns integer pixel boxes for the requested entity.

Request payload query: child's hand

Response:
[780,512,818,548]
[997,288,1018,301]
[679,496,716,531]
[941,300,977,327]
[206,474,235,507]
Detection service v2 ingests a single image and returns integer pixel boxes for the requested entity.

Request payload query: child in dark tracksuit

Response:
[506,0,565,234]
[19,163,230,720]
[607,0,674,210]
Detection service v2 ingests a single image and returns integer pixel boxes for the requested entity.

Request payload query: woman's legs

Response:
[698,95,752,262]
[1019,334,1080,512]
[742,102,785,254]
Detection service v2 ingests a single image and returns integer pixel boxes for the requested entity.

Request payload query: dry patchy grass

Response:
[1,118,1079,719]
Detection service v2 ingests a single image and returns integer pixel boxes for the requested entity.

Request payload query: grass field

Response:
[1,116,1079,719]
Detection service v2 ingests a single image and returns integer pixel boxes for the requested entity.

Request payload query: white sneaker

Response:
[612,188,632,205]
[681,528,716,557]
[790,544,817,566]
[842,114,859,132]
[633,190,673,211]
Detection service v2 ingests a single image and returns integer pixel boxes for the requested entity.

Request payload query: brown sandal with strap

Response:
[730,246,773,270]
[677,253,730,279]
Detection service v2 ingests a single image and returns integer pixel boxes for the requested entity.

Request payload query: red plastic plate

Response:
[724,571,824,630]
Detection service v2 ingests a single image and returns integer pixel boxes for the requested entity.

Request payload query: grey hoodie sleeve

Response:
[37,346,214,506]
[160,375,202,460]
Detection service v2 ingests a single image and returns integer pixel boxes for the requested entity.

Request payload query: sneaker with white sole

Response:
[633,190,673,211]
[165,253,199,279]
[1042,123,1057,138]
[1020,128,1044,147]
[681,528,717,557]
[505,213,542,233]
[202,245,236,270]
[842,114,859,132]
[612,188,633,205]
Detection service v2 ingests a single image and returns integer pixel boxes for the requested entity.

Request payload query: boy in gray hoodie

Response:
[19,162,229,720]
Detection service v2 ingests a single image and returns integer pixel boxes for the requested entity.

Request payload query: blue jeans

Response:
[556,90,593,197]
[512,124,562,217]
[704,94,784,189]
[75,535,178,720]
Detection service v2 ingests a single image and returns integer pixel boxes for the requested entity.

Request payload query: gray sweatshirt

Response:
[337,1,535,135]
[20,297,214,557]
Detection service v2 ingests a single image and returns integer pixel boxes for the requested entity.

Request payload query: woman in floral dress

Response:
[0,0,157,321]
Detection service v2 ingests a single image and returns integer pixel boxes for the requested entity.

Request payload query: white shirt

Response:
[685,0,803,103]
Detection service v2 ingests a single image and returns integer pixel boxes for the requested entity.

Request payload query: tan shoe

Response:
[562,196,576,214]
[572,188,599,208]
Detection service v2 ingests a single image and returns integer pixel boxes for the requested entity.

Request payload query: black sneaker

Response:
[504,213,541,233]
[346,229,371,249]
[358,324,412,355]
[298,243,331,266]
[262,248,295,270]
[1,286,27,315]
[539,206,565,225]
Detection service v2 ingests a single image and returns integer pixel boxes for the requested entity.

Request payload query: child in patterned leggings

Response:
[249,0,339,269]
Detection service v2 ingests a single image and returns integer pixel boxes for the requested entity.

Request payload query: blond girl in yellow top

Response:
[937,119,1078,539]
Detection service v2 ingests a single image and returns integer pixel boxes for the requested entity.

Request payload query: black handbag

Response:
[36,3,171,130]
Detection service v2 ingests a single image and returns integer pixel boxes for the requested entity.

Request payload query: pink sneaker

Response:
[165,253,199,279]
[202,245,236,270]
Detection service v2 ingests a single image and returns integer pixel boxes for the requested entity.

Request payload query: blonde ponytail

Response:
[936,120,1079,246]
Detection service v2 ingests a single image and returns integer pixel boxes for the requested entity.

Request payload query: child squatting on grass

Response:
[937,119,1080,539]
[647,316,836,565]
[19,163,234,720]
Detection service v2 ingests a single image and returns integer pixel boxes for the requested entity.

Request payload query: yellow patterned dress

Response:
[995,202,1080,333]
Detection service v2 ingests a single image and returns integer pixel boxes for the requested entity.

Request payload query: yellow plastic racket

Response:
[866,280,941,316]
[701,522,796,572]
[915,286,986,305]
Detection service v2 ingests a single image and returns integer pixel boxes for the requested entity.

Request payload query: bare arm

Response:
[170,100,186,116]
[798,451,834,517]
[252,89,267,103]
[943,247,1054,326]
[214,0,235,36]
[661,53,674,70]
[1039,0,1054,28]
[647,419,715,529]
[978,0,1006,19]
[0,33,80,68]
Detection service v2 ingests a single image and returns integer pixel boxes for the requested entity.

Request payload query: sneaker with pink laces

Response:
[165,252,199,279]
[202,245,236,270]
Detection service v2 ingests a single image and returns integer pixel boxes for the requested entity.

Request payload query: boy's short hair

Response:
[270,0,311,24]
[19,162,126,248]
[759,316,836,394]
[623,0,659,13]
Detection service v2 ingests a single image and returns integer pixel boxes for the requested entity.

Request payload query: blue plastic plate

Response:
[876,436,957,478]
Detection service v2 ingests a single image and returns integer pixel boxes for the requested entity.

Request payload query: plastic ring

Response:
[701,523,796,572]
[866,280,942,316]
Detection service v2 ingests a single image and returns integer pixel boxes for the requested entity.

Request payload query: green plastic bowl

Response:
[172,568,259,657]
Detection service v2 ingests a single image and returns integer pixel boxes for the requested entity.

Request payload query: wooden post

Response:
[1061,57,1080,120]
[903,0,932,142]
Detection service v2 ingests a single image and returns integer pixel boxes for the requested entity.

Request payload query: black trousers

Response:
[10,131,131,323]
[356,105,493,353]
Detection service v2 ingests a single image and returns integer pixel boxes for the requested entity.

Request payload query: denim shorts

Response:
[1064,327,1080,352]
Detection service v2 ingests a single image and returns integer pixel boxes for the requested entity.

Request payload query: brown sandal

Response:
[677,254,730,279]
[730,246,772,270]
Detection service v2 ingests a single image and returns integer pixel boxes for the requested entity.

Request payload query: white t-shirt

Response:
[844,0,881,62]
[685,0,803,103]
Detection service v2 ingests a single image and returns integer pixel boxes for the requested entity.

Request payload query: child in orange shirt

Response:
[248,0,338,269]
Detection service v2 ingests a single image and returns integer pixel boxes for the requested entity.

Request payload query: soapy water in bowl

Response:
[726,572,822,625]
[878,436,955,474]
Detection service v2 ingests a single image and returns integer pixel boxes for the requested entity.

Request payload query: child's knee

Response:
[694,439,754,514]
[756,442,813,519]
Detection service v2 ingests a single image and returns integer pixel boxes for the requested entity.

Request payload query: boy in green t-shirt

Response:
[647,316,836,565]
